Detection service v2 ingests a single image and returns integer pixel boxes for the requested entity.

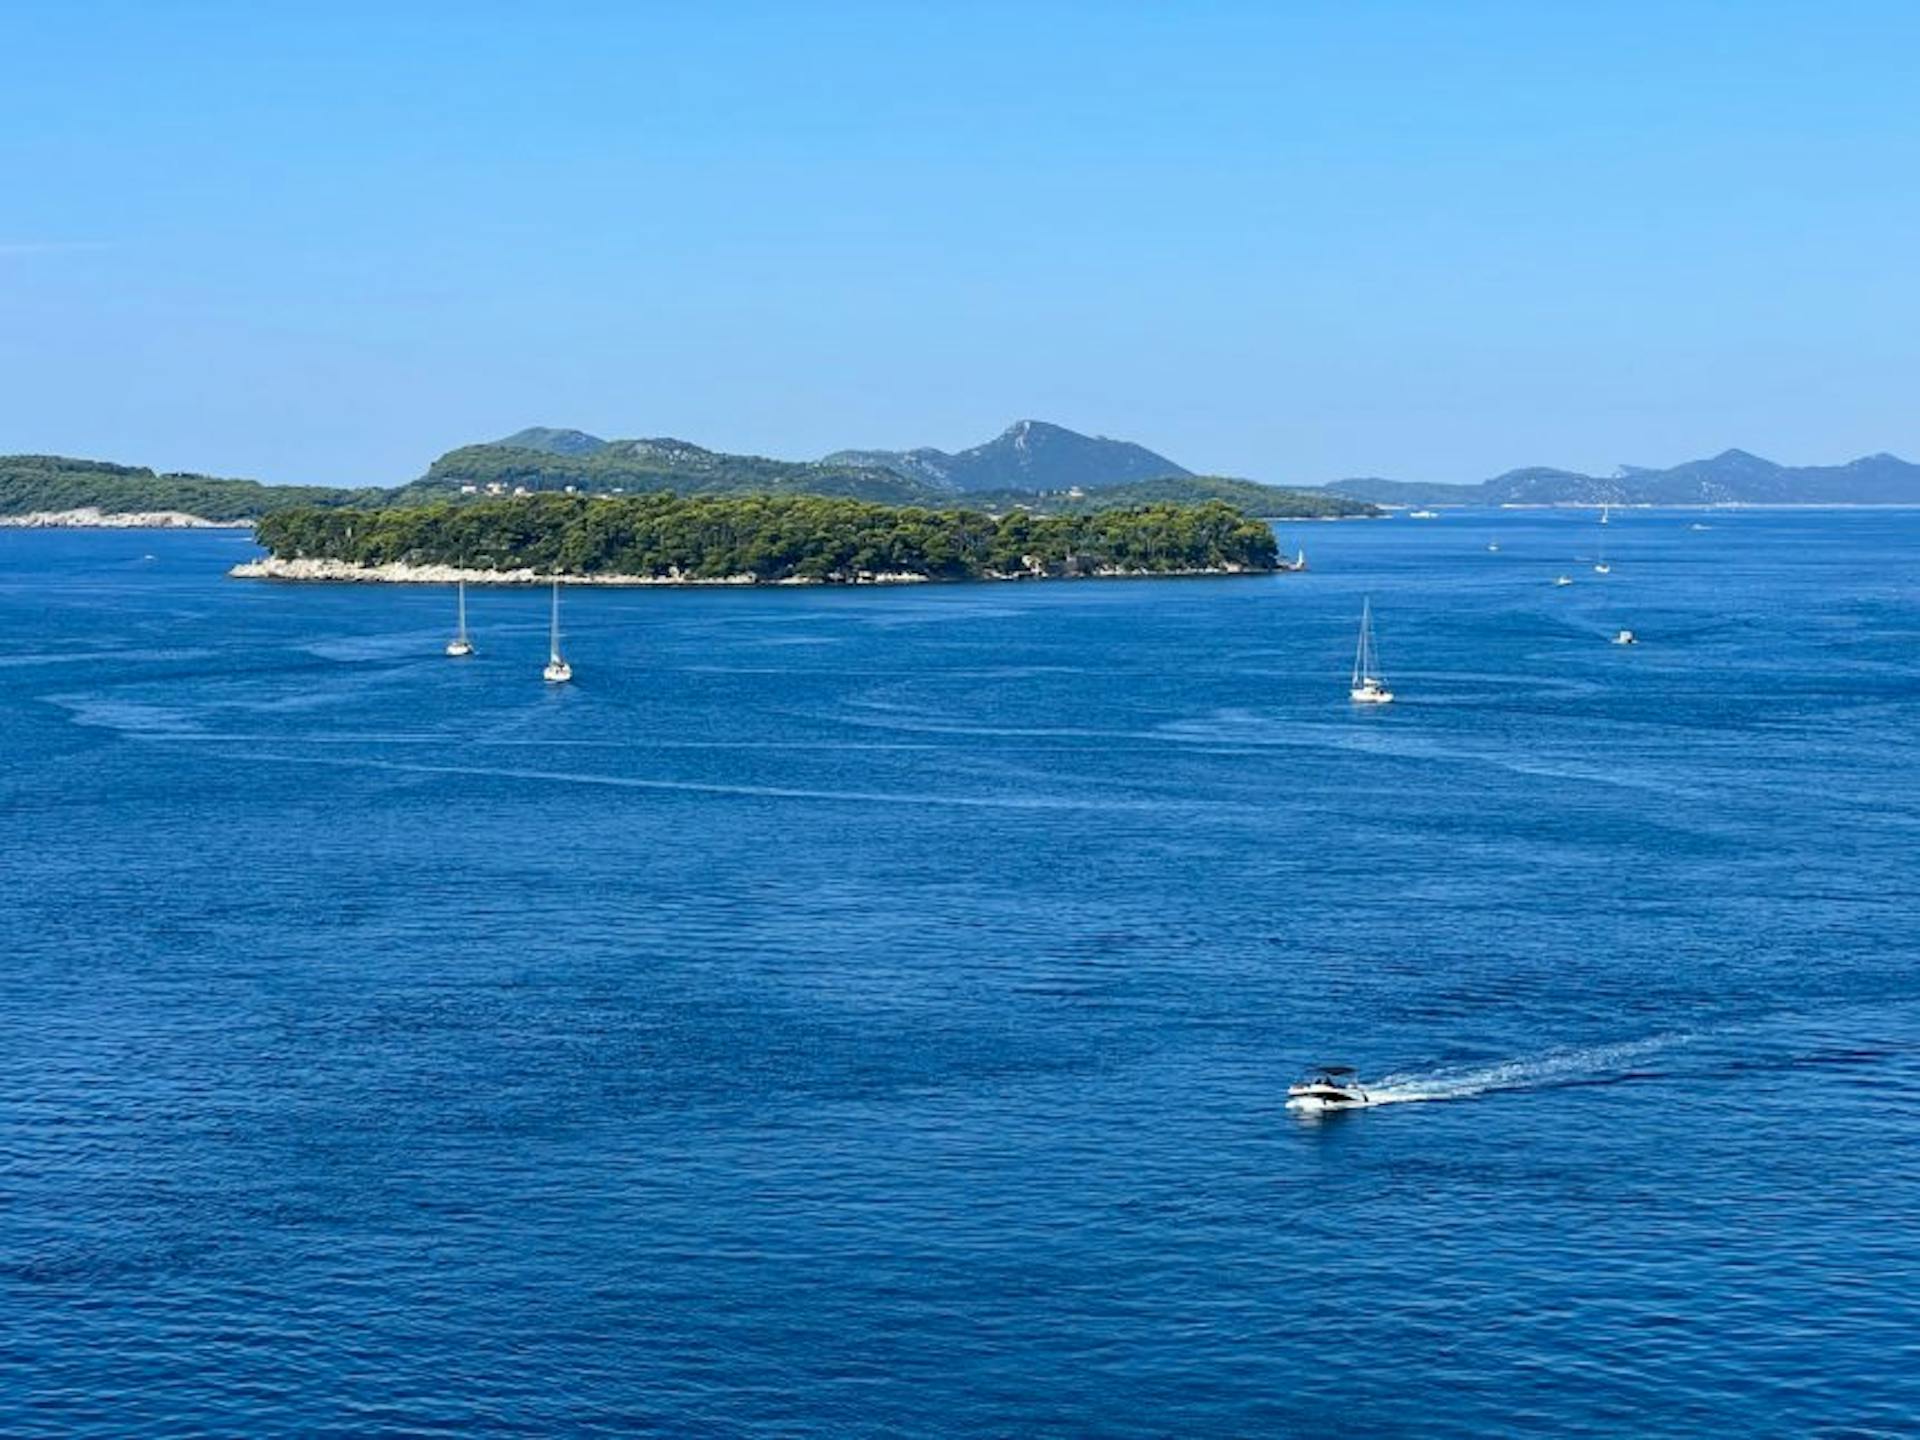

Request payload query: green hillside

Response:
[416,439,941,505]
[0,455,380,521]
[969,474,1376,518]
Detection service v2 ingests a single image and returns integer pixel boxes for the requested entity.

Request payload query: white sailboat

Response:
[1594,524,1611,575]
[1349,597,1394,704]
[445,580,474,657]
[1600,503,1611,525]
[543,578,572,683]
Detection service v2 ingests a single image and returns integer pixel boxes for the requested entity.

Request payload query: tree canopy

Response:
[255,493,1282,582]
[1,455,383,521]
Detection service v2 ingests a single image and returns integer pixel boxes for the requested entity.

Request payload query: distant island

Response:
[10,422,1919,530]
[409,421,1367,516]
[1,454,384,525]
[236,494,1287,585]
[1325,448,1920,507]
[1,420,1367,526]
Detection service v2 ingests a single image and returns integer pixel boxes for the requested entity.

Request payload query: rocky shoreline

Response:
[228,556,1273,586]
[1,508,248,529]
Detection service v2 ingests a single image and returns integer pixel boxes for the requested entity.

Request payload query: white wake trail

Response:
[1362,1035,1688,1106]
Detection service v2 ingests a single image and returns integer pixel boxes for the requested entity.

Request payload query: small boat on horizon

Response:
[445,579,475,657]
[1613,629,1638,646]
[543,578,572,684]
[1408,509,1439,520]
[1349,597,1394,704]
[1555,574,1574,587]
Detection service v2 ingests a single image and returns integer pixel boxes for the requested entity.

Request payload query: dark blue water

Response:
[4,512,1918,1437]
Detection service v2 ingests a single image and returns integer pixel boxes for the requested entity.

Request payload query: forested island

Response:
[244,493,1284,584]
[0,455,382,523]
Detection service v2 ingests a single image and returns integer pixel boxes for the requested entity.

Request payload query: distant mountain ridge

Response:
[12,426,1919,526]
[1329,449,1920,506]
[825,419,1190,493]
[417,422,1372,515]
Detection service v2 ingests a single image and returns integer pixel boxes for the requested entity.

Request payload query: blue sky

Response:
[3,1,1917,485]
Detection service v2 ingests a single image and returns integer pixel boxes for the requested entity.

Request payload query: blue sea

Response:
[4,511,1918,1437]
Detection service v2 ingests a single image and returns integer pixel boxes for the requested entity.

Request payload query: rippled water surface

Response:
[4,513,1919,1436]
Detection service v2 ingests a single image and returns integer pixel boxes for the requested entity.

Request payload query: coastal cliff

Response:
[230,555,1272,586]
[1,507,247,529]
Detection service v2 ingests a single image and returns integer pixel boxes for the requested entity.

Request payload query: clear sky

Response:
[3,1,1918,486]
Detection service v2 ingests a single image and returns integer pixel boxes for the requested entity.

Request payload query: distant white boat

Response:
[1600,503,1611,525]
[1613,629,1638,646]
[1293,547,1308,571]
[1349,596,1394,704]
[445,580,475,657]
[1689,522,1710,532]
[1408,509,1439,520]
[1486,538,1500,552]
[1555,574,1574,587]
[1594,520,1611,574]
[543,578,572,683]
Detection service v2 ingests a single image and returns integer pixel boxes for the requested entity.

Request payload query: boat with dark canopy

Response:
[1287,1065,1372,1109]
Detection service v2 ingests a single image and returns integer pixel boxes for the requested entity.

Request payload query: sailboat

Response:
[1486,536,1500,552]
[1600,503,1611,525]
[1594,523,1611,575]
[543,578,572,683]
[1349,597,1394,704]
[445,580,474,657]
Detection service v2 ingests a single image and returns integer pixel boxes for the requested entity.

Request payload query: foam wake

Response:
[1360,1035,1688,1107]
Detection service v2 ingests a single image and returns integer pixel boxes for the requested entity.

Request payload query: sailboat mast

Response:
[549,579,562,661]
[456,580,467,641]
[1353,598,1370,686]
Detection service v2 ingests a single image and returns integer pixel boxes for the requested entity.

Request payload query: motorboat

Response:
[1612,629,1638,646]
[1287,1065,1372,1109]
[1554,574,1574,587]
[1408,509,1439,520]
